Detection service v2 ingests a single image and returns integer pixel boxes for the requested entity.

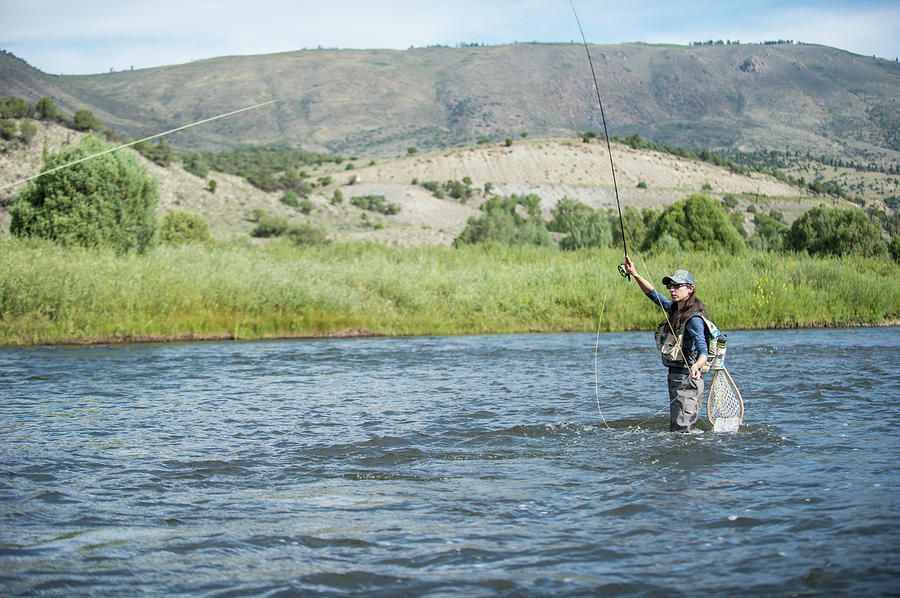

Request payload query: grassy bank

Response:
[1,237,898,347]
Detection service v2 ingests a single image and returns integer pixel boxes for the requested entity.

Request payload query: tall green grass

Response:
[1,236,898,346]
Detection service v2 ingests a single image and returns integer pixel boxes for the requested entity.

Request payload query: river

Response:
[1,328,898,596]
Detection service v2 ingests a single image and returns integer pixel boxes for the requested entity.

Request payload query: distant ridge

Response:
[1,43,898,166]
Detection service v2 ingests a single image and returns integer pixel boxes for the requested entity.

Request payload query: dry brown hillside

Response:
[1,122,851,246]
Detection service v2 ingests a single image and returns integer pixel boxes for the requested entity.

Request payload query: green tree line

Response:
[455,191,898,262]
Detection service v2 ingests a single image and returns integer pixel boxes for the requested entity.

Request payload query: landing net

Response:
[707,367,744,433]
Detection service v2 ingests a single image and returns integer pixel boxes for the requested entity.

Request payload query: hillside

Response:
[2,43,898,171]
[1,121,848,246]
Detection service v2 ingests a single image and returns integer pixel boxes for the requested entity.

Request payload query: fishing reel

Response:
[617,263,631,280]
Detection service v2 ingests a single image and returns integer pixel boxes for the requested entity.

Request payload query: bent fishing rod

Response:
[569,0,630,280]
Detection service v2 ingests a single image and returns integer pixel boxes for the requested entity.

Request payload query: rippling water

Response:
[2,328,899,596]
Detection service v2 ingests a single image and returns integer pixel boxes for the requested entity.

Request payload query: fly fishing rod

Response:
[569,0,629,280]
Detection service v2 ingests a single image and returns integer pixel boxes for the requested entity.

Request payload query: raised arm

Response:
[622,256,654,294]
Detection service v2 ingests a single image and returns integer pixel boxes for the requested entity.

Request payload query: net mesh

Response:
[707,368,743,432]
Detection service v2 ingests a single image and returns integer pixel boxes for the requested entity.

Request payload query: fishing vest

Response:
[654,311,720,373]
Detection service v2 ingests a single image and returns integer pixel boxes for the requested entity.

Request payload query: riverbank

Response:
[2,237,899,347]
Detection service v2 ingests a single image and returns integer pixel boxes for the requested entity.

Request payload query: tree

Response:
[748,212,787,251]
[786,206,887,258]
[10,136,159,253]
[0,119,15,140]
[612,206,650,250]
[559,210,610,250]
[454,210,518,246]
[548,197,611,249]
[889,236,900,263]
[278,168,304,193]
[643,193,745,254]
[0,96,30,119]
[454,195,551,247]
[34,97,59,120]
[72,109,102,131]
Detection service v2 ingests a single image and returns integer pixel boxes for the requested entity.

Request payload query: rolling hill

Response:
[2,43,899,168]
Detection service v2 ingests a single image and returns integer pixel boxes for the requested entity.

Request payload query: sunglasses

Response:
[666,282,691,289]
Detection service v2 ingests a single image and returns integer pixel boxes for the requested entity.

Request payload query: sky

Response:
[2,0,899,75]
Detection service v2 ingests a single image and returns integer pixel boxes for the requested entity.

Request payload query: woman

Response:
[622,256,708,432]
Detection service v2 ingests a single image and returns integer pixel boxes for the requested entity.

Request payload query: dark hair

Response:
[668,289,706,331]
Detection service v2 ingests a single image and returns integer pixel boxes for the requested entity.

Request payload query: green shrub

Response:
[0,96,30,118]
[0,119,15,140]
[749,212,787,251]
[72,109,102,132]
[653,232,683,254]
[444,179,473,202]
[287,223,329,246]
[729,211,748,240]
[182,153,209,178]
[639,210,656,236]
[133,140,175,166]
[299,181,314,197]
[614,206,654,250]
[889,236,900,263]
[201,147,343,191]
[455,195,551,247]
[160,211,212,245]
[18,120,37,144]
[350,194,400,215]
[643,193,745,254]
[454,210,518,246]
[251,213,290,238]
[34,97,59,120]
[10,136,159,253]
[299,199,314,214]
[280,190,300,207]
[787,206,887,258]
[548,198,611,250]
